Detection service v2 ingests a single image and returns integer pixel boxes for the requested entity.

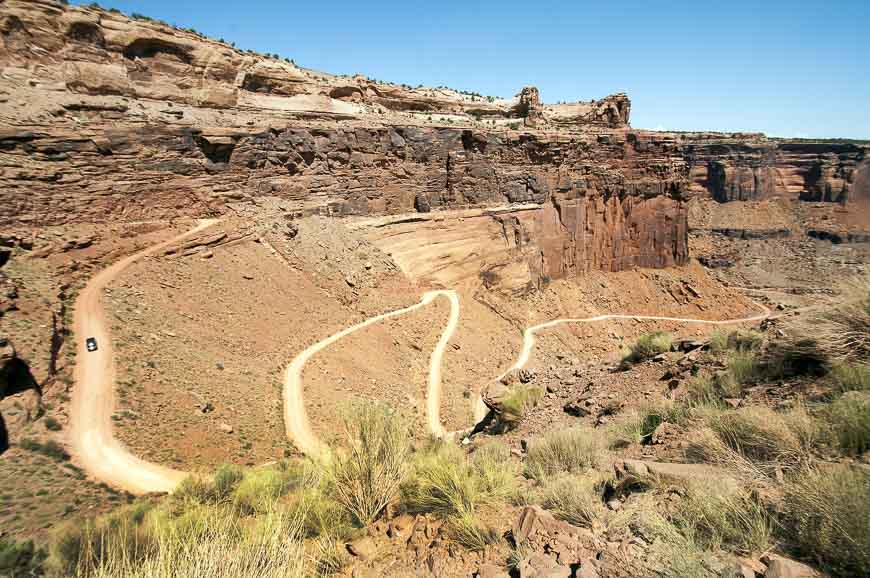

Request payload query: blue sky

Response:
[73,0,869,139]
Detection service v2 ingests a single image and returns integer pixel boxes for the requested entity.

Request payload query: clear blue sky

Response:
[73,0,869,139]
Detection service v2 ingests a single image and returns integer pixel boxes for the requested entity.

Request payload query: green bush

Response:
[44,416,62,431]
[233,469,290,515]
[621,332,673,367]
[781,466,870,576]
[172,476,215,506]
[497,385,544,426]
[0,538,46,576]
[212,464,244,501]
[525,428,603,480]
[19,438,69,461]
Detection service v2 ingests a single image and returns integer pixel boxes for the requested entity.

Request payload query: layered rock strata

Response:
[0,0,866,284]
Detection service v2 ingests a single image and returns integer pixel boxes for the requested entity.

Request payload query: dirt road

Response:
[471,304,773,423]
[282,290,459,458]
[502,306,772,379]
[70,220,218,494]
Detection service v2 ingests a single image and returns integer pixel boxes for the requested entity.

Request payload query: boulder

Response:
[346,536,377,560]
[517,553,570,578]
[762,555,818,578]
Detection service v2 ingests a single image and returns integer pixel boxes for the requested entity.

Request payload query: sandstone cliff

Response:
[0,0,866,283]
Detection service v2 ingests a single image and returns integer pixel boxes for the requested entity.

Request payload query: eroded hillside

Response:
[0,2,868,577]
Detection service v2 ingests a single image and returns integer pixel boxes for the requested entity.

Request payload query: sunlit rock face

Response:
[0,0,865,280]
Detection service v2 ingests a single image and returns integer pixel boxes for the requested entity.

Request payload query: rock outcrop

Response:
[0,0,866,283]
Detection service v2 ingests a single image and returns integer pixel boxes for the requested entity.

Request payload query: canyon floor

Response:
[1,196,868,577]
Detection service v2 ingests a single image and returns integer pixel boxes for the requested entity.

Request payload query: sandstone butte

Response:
[0,0,867,288]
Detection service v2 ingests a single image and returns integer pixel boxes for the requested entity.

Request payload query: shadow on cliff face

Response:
[0,356,40,455]
[0,413,7,454]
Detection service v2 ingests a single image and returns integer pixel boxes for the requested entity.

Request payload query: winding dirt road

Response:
[501,307,771,379]
[282,289,459,458]
[70,220,775,490]
[70,220,218,494]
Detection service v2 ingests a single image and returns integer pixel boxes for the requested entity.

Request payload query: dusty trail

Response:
[500,306,772,379]
[471,304,773,422]
[72,220,776,484]
[285,290,774,453]
[70,220,218,494]
[282,289,459,458]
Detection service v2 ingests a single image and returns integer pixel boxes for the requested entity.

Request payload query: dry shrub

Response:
[828,362,870,394]
[330,402,411,525]
[774,275,870,375]
[823,391,870,455]
[675,478,772,554]
[401,443,481,516]
[700,406,816,473]
[780,466,870,576]
[525,427,604,480]
[537,472,609,528]
[447,512,502,551]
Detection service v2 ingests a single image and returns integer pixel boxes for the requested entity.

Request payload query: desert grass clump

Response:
[233,469,292,515]
[685,375,720,406]
[447,511,502,551]
[714,350,761,396]
[607,401,695,449]
[537,472,608,528]
[828,362,870,394]
[780,466,870,576]
[801,276,870,365]
[470,441,519,502]
[675,478,772,554]
[497,384,544,426]
[822,391,870,455]
[630,509,710,578]
[76,508,306,578]
[312,533,347,577]
[702,406,814,471]
[621,331,673,367]
[329,402,411,526]
[525,427,604,480]
[708,330,730,355]
[402,443,481,516]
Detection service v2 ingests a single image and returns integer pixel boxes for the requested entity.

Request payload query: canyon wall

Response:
[0,0,866,283]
